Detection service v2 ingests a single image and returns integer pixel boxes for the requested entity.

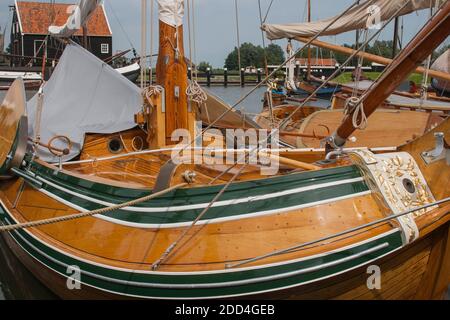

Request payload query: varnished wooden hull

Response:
[0,104,448,300]
[1,221,448,300]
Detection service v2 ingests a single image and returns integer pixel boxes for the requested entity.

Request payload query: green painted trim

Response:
[0,204,402,299]
[30,163,368,225]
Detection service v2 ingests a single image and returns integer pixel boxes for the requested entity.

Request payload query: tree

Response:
[265,44,285,65]
[224,43,286,70]
[225,42,264,70]
[197,61,212,72]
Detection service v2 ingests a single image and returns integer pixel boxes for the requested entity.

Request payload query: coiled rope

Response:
[0,183,187,233]
[142,85,164,114]
[186,80,207,105]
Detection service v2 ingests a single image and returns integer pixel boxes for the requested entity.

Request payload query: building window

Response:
[101,43,109,54]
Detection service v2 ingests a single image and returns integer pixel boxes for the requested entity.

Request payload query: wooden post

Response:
[82,26,88,49]
[206,67,211,87]
[224,68,228,87]
[240,68,245,87]
[188,67,192,80]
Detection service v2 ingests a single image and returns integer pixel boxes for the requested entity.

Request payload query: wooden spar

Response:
[294,37,450,83]
[331,1,450,147]
[156,3,190,145]
[307,0,311,80]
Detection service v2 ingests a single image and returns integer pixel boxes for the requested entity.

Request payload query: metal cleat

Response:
[421,132,450,165]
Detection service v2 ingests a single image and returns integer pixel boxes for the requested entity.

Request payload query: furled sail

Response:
[48,0,101,38]
[158,0,184,27]
[27,43,142,163]
[263,0,441,40]
[431,49,450,96]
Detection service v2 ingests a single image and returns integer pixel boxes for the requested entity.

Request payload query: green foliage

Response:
[224,42,284,70]
[197,61,212,72]
[265,43,285,65]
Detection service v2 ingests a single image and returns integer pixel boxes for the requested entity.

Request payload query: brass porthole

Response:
[107,137,123,154]
[131,136,145,151]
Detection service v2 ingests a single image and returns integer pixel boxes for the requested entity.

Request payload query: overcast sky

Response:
[0,0,447,67]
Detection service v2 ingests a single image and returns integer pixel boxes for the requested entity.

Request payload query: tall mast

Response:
[330,1,450,148]
[140,0,147,88]
[306,0,311,80]
[156,0,189,145]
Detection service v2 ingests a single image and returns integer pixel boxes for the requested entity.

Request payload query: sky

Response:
[0,0,448,67]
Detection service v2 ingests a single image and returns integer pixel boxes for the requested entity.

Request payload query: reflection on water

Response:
[0,235,56,300]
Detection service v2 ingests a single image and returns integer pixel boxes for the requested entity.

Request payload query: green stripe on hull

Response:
[30,163,369,225]
[0,205,402,299]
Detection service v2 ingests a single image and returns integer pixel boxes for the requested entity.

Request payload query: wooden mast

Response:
[156,1,189,145]
[306,0,311,80]
[330,1,450,148]
[294,36,450,83]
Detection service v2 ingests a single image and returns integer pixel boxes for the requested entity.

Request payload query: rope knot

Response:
[344,96,368,130]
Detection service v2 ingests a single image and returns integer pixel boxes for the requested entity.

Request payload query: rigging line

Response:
[258,0,269,77]
[106,0,136,50]
[278,0,410,131]
[349,0,447,121]
[186,0,194,81]
[149,0,155,85]
[263,0,276,24]
[164,0,366,171]
[234,0,242,84]
[227,198,450,269]
[151,154,253,270]
[150,3,406,264]
[420,0,439,107]
[192,0,199,80]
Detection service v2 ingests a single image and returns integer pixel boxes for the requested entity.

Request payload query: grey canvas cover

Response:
[263,0,441,40]
[27,43,142,163]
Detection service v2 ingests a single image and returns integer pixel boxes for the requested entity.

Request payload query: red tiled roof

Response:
[296,58,337,66]
[16,1,112,36]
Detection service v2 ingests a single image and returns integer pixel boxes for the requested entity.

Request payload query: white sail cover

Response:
[263,0,441,40]
[158,0,184,27]
[431,49,450,93]
[285,42,297,90]
[48,0,102,38]
[27,43,142,163]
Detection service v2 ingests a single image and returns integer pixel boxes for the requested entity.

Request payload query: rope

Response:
[0,183,187,233]
[143,85,163,105]
[151,156,251,270]
[186,80,207,106]
[344,96,368,130]
[227,197,450,269]
[234,0,242,83]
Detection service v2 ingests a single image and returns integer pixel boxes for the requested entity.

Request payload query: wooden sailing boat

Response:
[0,0,449,300]
[258,0,450,150]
